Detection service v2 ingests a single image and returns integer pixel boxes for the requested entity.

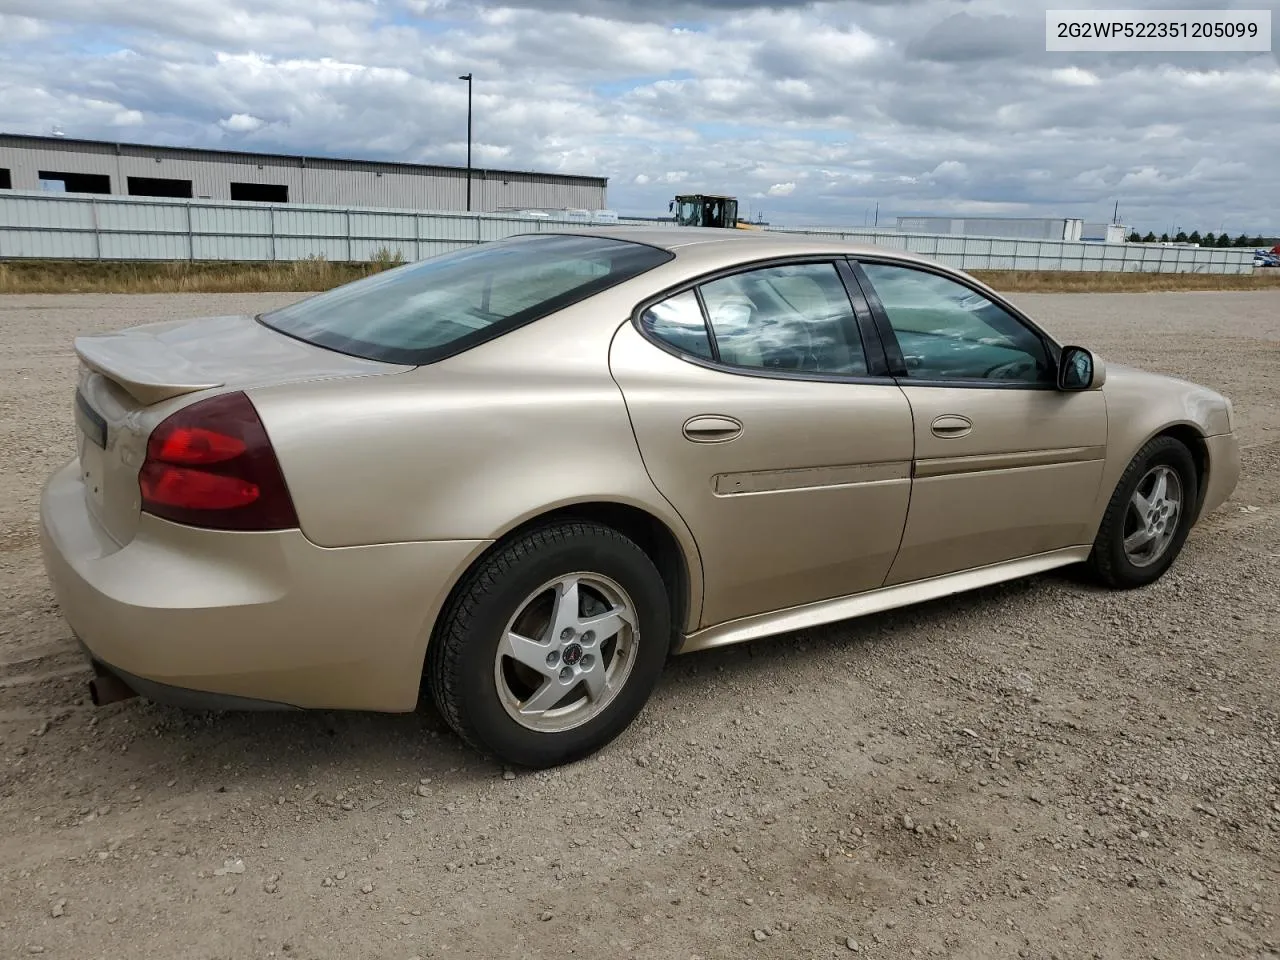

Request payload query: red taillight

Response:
[139,391,299,531]
[153,426,246,465]
[139,465,259,510]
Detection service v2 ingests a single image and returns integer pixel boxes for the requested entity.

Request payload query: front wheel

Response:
[1086,435,1199,589]
[427,521,670,768]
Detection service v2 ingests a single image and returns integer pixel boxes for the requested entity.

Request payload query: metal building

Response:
[895,216,1086,242]
[0,134,608,213]
[1081,222,1131,244]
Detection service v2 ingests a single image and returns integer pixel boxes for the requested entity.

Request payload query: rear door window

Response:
[700,263,868,375]
[639,262,869,376]
[638,290,714,359]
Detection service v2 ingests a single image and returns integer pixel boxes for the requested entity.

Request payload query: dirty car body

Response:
[40,228,1241,767]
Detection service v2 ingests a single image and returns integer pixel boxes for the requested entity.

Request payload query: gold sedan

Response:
[39,229,1240,767]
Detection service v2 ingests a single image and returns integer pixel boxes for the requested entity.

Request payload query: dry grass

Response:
[0,252,402,295]
[1,256,1279,295]
[971,269,1280,293]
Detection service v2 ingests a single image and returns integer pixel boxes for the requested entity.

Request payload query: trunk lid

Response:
[72,314,410,547]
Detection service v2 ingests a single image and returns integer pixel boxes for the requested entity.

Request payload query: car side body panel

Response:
[885,385,1108,585]
[608,320,914,627]
[1084,361,1236,535]
[247,277,708,635]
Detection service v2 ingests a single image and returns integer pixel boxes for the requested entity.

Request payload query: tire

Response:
[427,520,670,768]
[1086,435,1199,589]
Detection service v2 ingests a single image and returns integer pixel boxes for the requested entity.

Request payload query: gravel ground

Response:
[1,291,1277,960]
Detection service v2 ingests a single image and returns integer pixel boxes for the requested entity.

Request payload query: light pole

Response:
[458,73,473,212]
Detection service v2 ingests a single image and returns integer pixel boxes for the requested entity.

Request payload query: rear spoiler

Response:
[74,333,224,406]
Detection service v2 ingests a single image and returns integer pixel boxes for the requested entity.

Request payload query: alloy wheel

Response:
[494,573,638,733]
[1123,465,1183,568]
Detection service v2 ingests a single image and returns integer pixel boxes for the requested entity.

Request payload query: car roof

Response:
[525,225,940,266]
[516,226,1037,326]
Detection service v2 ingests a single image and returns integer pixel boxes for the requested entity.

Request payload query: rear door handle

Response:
[683,415,743,443]
[931,414,973,438]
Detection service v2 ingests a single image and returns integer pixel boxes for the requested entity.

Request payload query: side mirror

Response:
[1057,345,1099,391]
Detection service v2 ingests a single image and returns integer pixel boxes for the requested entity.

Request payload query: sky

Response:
[0,0,1277,233]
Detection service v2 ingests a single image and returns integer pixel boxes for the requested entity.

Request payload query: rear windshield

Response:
[258,234,674,365]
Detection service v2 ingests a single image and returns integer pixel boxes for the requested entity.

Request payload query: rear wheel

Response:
[428,521,670,768]
[1087,436,1199,589]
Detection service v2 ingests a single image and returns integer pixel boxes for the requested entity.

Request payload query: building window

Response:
[37,170,111,194]
[127,176,193,198]
[230,182,288,202]
[0,168,11,190]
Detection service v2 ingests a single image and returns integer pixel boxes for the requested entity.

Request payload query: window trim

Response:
[630,255,894,385]
[690,286,721,363]
[835,259,891,378]
[848,257,1064,391]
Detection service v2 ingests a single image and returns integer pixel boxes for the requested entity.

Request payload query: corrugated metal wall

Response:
[0,136,607,211]
[0,191,1257,274]
[895,217,1085,242]
[0,191,606,262]
[770,226,1256,274]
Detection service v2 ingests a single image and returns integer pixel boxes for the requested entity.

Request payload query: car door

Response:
[850,259,1108,586]
[609,258,915,628]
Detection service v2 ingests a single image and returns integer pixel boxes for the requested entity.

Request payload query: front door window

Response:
[860,263,1053,384]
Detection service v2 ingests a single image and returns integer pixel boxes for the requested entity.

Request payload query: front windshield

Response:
[259,234,673,365]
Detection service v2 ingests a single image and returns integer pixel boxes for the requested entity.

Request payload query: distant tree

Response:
[1188,230,1202,245]
[1142,231,1157,243]
[1249,235,1267,246]
[1160,233,1170,243]
[1174,231,1189,243]
[1128,230,1142,242]
[1203,232,1216,246]
[1235,234,1251,247]
[1216,233,1233,247]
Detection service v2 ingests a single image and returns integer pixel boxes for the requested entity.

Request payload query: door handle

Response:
[930,414,973,438]
[683,415,743,443]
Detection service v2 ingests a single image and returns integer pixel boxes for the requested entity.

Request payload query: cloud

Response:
[0,0,1276,234]
[219,112,266,133]
[1050,66,1100,87]
[929,160,967,180]
[905,12,1036,64]
[0,14,51,40]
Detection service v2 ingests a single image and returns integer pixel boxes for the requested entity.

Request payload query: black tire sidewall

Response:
[447,527,670,768]
[1100,439,1199,587]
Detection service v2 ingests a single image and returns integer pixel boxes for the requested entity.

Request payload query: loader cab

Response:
[671,194,740,229]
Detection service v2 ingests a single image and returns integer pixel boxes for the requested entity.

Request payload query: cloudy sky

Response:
[1,0,1277,233]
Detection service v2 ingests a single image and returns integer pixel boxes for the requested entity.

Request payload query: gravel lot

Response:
[1,291,1277,960]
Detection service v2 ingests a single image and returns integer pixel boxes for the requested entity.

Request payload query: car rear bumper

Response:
[82,638,300,711]
[1201,432,1241,519]
[40,458,490,712]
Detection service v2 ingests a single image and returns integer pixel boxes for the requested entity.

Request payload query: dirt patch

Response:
[1,291,1277,960]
